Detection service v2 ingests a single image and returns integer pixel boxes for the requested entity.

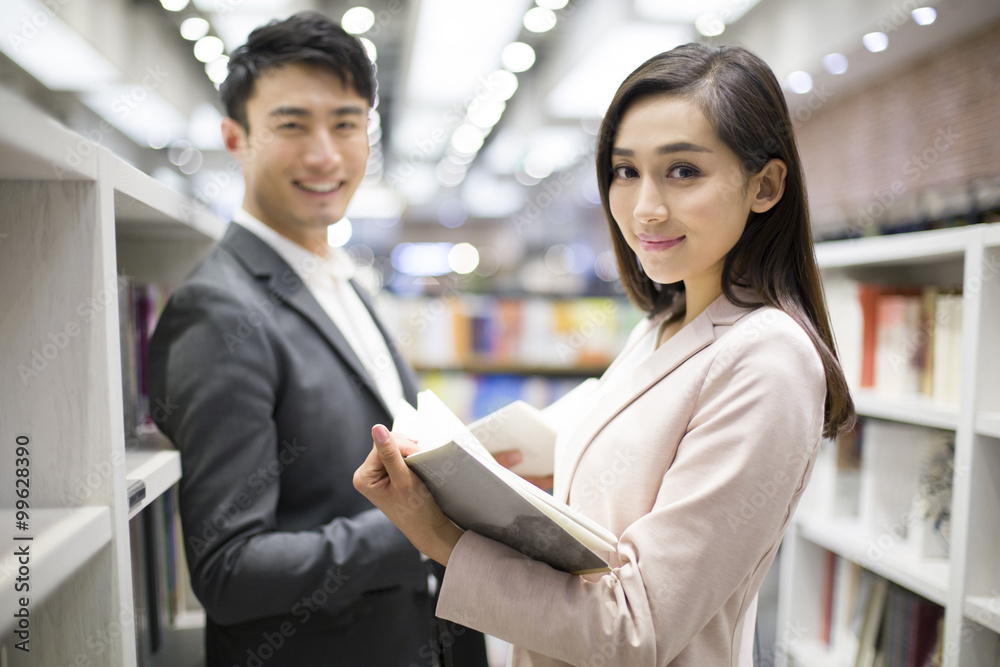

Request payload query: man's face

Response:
[223,62,370,246]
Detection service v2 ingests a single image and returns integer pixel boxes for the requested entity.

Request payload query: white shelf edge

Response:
[0,85,98,181]
[788,638,836,667]
[112,155,226,241]
[816,225,979,268]
[965,596,1000,635]
[852,389,959,431]
[796,512,950,606]
[984,224,1000,249]
[125,449,181,519]
[0,506,112,636]
[975,412,1000,439]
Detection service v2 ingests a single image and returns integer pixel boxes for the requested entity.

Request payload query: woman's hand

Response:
[353,424,464,566]
[491,450,555,492]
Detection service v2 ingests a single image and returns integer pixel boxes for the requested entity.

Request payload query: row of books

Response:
[819,557,943,667]
[118,277,170,447]
[853,284,963,404]
[420,370,593,423]
[379,294,642,371]
[128,488,200,667]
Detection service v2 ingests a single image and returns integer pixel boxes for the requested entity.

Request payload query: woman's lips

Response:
[637,234,685,252]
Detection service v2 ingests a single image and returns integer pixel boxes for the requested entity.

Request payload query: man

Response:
[147,12,488,666]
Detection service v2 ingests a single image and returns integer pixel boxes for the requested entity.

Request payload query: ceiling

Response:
[1,0,997,290]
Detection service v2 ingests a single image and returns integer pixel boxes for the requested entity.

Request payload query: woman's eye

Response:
[669,165,698,179]
[613,165,638,179]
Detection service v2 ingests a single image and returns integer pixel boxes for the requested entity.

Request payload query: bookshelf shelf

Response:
[0,86,98,181]
[0,507,111,636]
[779,223,1000,667]
[852,389,959,431]
[788,638,835,667]
[796,513,950,606]
[965,596,1000,635]
[0,82,225,665]
[815,226,971,269]
[125,449,181,519]
[975,412,1000,439]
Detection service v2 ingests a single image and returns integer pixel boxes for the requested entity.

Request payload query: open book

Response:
[467,377,598,477]
[393,389,616,575]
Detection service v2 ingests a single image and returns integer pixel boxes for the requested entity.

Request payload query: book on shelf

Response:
[822,557,945,667]
[853,284,962,404]
[393,390,617,575]
[468,377,598,477]
[858,420,953,559]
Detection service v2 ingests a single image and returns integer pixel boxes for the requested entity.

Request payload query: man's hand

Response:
[491,450,554,492]
[353,425,464,566]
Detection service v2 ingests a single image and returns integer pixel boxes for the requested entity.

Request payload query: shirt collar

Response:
[232,208,356,282]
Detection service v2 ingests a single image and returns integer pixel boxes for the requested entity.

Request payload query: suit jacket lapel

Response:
[555,294,757,503]
[220,223,390,413]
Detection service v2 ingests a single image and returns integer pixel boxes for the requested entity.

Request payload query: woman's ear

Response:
[749,158,788,213]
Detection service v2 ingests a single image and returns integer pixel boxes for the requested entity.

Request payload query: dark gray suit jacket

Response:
[147,223,486,666]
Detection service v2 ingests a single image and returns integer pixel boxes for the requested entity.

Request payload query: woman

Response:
[354,43,855,666]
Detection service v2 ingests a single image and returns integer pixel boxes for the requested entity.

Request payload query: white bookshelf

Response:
[0,85,223,666]
[777,223,1000,667]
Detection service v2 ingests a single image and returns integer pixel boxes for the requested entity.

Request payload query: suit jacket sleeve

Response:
[436,316,826,665]
[148,280,426,626]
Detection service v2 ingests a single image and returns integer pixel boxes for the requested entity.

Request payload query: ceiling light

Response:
[194,35,224,62]
[451,124,485,154]
[342,6,376,34]
[635,0,761,23]
[694,14,725,37]
[863,32,889,53]
[438,198,467,227]
[359,37,377,63]
[911,7,937,25]
[523,151,554,179]
[449,243,480,274]
[160,0,190,10]
[468,99,506,128]
[368,109,381,134]
[501,42,536,72]
[205,56,229,84]
[180,17,210,40]
[785,71,813,94]
[523,7,557,33]
[392,243,455,276]
[328,218,353,247]
[822,53,848,75]
[536,0,568,8]
[488,69,519,100]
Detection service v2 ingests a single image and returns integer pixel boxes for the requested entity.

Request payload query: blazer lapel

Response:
[555,293,757,503]
[220,223,389,413]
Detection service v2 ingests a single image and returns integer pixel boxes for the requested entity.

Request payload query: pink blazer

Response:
[436,292,827,666]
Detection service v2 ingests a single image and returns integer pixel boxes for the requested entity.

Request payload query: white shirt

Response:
[232,209,404,417]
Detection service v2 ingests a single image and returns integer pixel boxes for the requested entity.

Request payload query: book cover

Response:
[394,390,616,575]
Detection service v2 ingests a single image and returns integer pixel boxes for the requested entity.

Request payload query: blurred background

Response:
[2,0,999,300]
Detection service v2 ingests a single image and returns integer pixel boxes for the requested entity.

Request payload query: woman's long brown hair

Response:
[596,43,855,439]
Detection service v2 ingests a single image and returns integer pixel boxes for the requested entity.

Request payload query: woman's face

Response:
[607,95,758,295]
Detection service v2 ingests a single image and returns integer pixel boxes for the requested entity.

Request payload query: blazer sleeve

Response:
[436,315,826,665]
[148,281,425,626]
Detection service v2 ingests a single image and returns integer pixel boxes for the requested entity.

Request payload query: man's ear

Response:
[749,158,788,214]
[221,117,248,159]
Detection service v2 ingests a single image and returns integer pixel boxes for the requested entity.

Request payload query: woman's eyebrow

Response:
[612,142,713,156]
